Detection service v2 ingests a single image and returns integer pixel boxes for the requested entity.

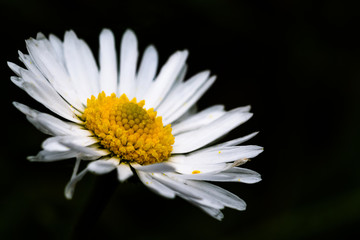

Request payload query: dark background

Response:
[1,0,360,239]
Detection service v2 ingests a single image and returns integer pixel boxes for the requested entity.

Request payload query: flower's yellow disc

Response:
[83,91,174,165]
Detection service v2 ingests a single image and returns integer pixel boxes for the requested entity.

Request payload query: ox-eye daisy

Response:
[8,29,263,220]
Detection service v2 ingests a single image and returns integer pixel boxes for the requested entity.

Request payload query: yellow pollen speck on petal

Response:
[192,170,201,174]
[82,91,174,165]
[218,151,221,154]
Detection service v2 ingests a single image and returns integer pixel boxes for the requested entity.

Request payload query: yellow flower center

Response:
[82,91,174,165]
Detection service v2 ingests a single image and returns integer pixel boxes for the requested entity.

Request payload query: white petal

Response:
[12,101,39,118]
[144,50,188,109]
[174,167,261,183]
[200,132,259,151]
[162,64,188,98]
[131,162,174,172]
[10,76,22,88]
[25,37,84,111]
[151,173,201,199]
[186,180,247,211]
[42,138,69,151]
[117,163,133,182]
[171,105,226,135]
[36,32,46,39]
[33,115,89,136]
[55,136,109,157]
[218,167,262,183]
[49,34,65,65]
[71,156,82,179]
[7,62,21,76]
[99,29,118,95]
[137,171,175,199]
[179,145,264,164]
[13,102,89,136]
[152,174,224,210]
[163,76,216,125]
[64,30,99,102]
[27,150,78,162]
[10,66,81,123]
[42,136,98,152]
[157,70,210,117]
[64,168,88,199]
[172,103,197,123]
[60,140,109,157]
[167,159,230,175]
[78,39,100,94]
[87,160,117,174]
[18,51,47,80]
[135,45,158,99]
[151,63,188,113]
[193,203,224,221]
[172,108,253,153]
[118,29,138,99]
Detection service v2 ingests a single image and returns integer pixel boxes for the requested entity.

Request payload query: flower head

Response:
[8,29,263,220]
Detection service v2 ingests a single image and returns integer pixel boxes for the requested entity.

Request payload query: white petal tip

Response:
[123,29,137,40]
[65,29,76,36]
[27,156,37,162]
[7,61,15,68]
[131,162,175,173]
[36,32,46,40]
[64,188,74,200]
[117,164,134,182]
[100,28,113,34]
[12,101,20,108]
[242,175,262,184]
[210,210,224,221]
[87,160,117,175]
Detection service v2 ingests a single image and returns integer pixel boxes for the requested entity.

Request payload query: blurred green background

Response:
[1,0,360,239]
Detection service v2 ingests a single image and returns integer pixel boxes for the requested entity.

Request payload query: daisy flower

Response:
[8,29,263,220]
